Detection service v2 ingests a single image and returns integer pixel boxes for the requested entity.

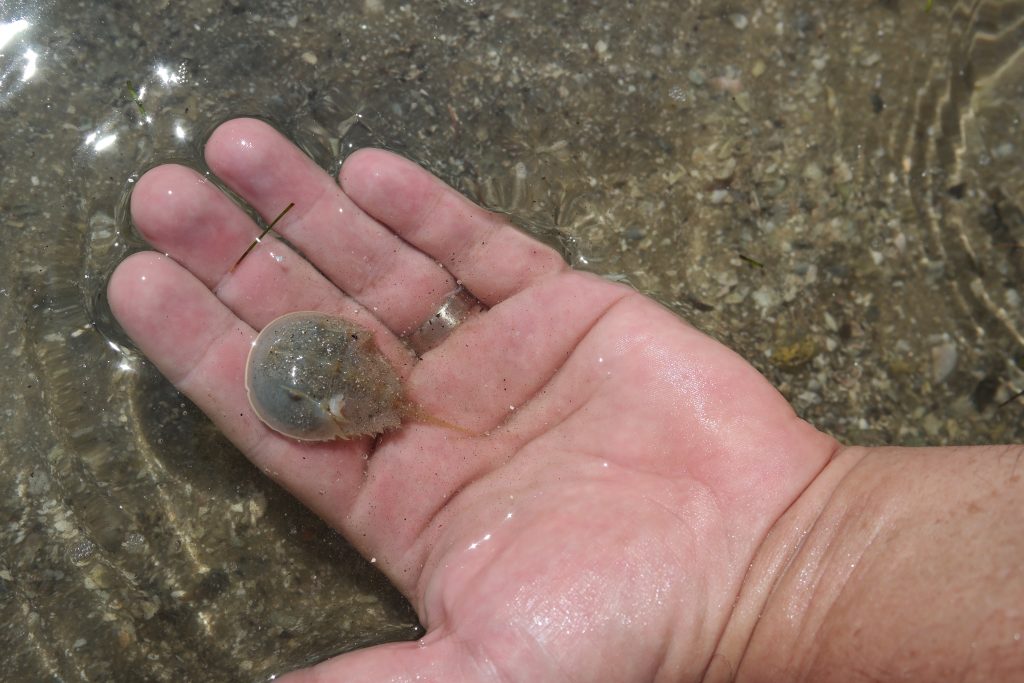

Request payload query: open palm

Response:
[109,118,838,682]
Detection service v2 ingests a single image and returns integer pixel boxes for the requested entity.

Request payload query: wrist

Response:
[702,444,867,681]
[711,444,1024,682]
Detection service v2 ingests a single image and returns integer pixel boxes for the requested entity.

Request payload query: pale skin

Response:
[108,118,1024,682]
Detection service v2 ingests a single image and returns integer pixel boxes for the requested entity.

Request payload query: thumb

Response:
[276,634,485,683]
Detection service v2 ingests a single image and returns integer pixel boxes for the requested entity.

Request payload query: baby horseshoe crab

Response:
[245,311,407,441]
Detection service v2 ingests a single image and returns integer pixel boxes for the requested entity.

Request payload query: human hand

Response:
[108,118,838,681]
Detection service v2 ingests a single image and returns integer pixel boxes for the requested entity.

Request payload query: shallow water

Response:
[1,0,1022,679]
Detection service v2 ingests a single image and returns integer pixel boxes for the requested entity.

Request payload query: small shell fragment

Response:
[245,311,404,441]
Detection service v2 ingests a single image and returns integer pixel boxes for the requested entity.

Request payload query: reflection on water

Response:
[0,18,38,102]
[905,0,1024,348]
[1,0,1023,679]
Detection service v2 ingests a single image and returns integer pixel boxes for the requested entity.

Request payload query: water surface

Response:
[1,0,1022,679]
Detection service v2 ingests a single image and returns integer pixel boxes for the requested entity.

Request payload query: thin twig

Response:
[998,389,1024,409]
[230,202,295,272]
[738,253,765,268]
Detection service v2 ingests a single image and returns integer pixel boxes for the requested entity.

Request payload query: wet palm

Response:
[108,118,837,682]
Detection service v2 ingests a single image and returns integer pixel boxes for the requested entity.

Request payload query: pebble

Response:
[860,52,882,67]
[752,286,779,309]
[798,390,821,405]
[931,341,958,383]
[893,232,908,252]
[993,142,1015,159]
[711,157,737,181]
[803,162,823,182]
[729,13,749,30]
[923,413,943,436]
[835,160,853,184]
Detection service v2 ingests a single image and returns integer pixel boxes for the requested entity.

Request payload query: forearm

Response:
[717,444,1024,682]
